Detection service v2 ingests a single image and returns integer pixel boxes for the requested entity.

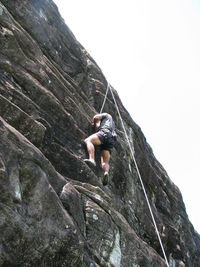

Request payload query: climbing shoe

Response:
[103,172,109,186]
[84,159,96,168]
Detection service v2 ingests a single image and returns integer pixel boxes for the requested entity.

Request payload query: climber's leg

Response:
[101,150,110,185]
[84,134,101,166]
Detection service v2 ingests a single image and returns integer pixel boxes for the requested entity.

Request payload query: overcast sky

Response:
[53,0,200,233]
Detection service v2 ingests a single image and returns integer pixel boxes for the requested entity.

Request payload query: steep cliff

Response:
[0,1,199,266]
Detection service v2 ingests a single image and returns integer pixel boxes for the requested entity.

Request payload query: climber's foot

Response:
[84,159,96,168]
[103,172,109,186]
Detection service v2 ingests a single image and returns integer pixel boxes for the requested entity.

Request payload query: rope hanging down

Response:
[100,83,170,267]
[99,82,110,114]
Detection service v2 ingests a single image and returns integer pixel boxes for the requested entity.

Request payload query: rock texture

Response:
[0,0,200,266]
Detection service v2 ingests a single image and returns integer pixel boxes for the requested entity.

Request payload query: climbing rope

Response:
[99,82,110,114]
[100,82,170,267]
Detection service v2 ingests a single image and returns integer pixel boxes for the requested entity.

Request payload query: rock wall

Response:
[0,0,200,266]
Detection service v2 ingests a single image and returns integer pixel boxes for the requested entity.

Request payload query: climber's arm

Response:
[92,113,107,130]
[92,114,101,130]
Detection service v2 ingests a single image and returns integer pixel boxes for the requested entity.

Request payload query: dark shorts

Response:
[96,129,116,153]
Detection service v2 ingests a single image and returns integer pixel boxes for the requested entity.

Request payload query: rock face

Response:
[0,0,199,266]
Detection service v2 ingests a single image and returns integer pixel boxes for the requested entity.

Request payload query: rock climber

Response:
[84,113,117,185]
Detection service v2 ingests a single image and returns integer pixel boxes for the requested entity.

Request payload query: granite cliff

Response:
[0,0,200,266]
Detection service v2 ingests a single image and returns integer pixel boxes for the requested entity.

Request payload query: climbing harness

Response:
[100,83,170,267]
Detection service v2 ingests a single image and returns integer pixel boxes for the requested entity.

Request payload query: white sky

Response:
[53,0,200,233]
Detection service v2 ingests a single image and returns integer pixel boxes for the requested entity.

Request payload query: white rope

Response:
[106,83,170,267]
[99,82,110,114]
